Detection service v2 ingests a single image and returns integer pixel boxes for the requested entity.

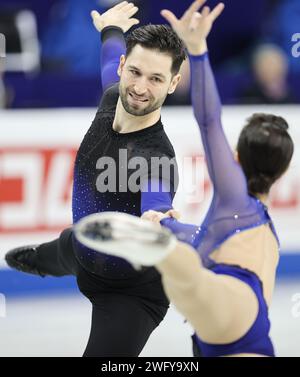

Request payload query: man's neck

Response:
[113,97,161,133]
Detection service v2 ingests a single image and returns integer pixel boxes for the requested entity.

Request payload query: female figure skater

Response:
[74,0,294,357]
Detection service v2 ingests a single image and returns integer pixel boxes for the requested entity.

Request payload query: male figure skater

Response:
[5,2,186,356]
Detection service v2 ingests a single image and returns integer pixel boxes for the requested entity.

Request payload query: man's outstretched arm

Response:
[91,1,139,92]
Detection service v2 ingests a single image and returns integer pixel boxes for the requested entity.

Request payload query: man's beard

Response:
[119,84,167,116]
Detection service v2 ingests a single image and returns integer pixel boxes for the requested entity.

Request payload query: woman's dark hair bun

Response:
[254,114,289,131]
[237,113,294,196]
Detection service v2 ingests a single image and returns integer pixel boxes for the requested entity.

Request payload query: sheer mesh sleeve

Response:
[189,53,248,205]
[160,217,201,247]
[156,54,273,262]
[100,26,125,92]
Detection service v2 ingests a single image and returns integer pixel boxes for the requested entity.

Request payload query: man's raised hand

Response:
[91,1,139,33]
[161,0,224,55]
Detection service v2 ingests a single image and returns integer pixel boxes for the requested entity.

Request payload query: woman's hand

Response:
[161,0,224,55]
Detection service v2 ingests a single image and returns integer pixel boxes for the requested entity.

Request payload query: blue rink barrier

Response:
[0,253,299,297]
[0,272,78,297]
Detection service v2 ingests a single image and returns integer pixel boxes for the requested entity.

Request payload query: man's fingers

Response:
[183,0,207,20]
[91,10,101,21]
[115,1,129,10]
[129,18,140,27]
[122,2,135,11]
[161,10,178,27]
[166,209,181,220]
[141,211,161,223]
[208,2,225,22]
[126,6,139,18]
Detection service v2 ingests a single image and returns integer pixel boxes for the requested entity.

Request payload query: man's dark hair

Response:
[237,113,294,196]
[125,24,187,75]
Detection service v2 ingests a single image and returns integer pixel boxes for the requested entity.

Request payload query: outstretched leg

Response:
[5,228,78,277]
[74,212,176,267]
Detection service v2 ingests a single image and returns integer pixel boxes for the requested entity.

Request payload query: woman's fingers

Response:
[208,2,225,22]
[201,6,210,18]
[160,9,179,28]
[190,11,202,31]
[183,0,207,20]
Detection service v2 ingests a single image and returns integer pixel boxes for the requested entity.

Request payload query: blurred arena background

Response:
[0,0,299,357]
